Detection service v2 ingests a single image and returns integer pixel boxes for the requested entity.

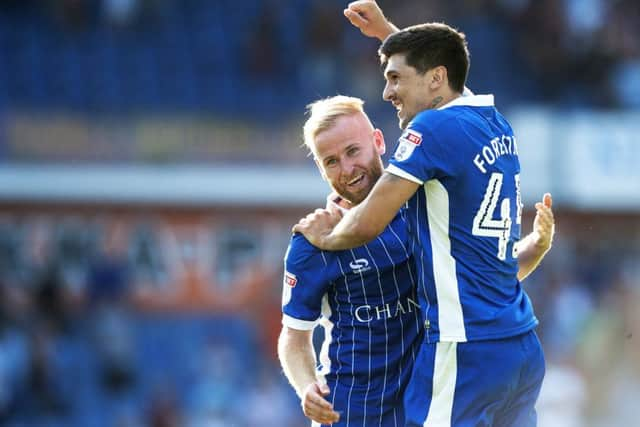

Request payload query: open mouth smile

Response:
[348,174,365,186]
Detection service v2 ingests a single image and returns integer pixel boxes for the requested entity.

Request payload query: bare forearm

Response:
[377,21,398,40]
[277,329,318,398]
[324,207,379,250]
[323,172,416,250]
[516,233,550,281]
[295,173,416,250]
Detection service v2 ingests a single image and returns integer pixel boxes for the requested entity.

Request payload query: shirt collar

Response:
[438,94,494,110]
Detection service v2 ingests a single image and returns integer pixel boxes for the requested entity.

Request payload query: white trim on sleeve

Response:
[282,314,318,330]
[386,165,424,185]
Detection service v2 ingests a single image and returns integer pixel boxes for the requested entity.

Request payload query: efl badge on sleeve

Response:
[284,272,297,287]
[282,271,297,306]
[394,129,422,161]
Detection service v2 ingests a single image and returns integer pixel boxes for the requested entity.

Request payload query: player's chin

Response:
[347,192,367,205]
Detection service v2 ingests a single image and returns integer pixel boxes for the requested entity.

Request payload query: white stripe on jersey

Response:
[423,342,458,427]
[328,252,345,414]
[335,255,359,426]
[386,222,422,341]
[413,186,432,342]
[363,243,392,427]
[425,179,467,342]
[348,248,373,427]
[318,251,343,414]
[318,294,333,377]
[321,292,332,318]
[385,217,421,423]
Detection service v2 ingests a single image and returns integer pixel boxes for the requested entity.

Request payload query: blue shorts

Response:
[404,330,545,427]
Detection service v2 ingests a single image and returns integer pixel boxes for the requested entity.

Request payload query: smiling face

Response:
[383,53,436,129]
[312,112,385,206]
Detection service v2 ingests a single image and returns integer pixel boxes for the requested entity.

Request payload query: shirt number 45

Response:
[472,173,522,260]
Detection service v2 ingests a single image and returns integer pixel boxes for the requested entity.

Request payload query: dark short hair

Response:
[379,23,470,93]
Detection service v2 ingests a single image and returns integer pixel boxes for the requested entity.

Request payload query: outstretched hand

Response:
[292,208,343,249]
[301,382,340,425]
[532,193,554,251]
[343,0,397,41]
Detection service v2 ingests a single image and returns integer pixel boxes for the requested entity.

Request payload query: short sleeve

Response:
[387,113,451,184]
[281,234,330,330]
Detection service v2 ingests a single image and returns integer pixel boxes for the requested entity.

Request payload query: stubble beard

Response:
[336,160,384,206]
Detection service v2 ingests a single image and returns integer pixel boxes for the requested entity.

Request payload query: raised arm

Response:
[516,193,555,281]
[278,326,340,425]
[343,0,399,41]
[344,0,474,97]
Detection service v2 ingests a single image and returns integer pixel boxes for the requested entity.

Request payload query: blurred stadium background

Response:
[0,0,638,426]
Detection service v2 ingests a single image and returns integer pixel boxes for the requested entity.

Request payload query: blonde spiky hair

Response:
[302,95,365,156]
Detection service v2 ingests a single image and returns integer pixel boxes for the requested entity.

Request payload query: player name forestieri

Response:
[473,134,519,174]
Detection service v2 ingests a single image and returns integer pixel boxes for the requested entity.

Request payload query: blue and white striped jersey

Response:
[282,209,422,426]
[387,94,538,343]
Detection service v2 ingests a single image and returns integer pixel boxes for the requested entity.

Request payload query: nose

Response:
[383,81,394,102]
[341,157,357,177]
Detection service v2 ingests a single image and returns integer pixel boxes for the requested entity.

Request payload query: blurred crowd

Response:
[0,0,638,120]
[0,215,304,427]
[377,0,640,109]
[0,211,638,426]
[525,213,640,427]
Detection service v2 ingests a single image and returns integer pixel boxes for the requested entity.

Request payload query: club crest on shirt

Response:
[349,258,371,274]
[284,271,297,287]
[394,129,422,161]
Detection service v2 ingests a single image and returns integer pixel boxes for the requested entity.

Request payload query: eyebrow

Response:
[344,143,360,152]
[384,68,399,79]
[321,143,359,162]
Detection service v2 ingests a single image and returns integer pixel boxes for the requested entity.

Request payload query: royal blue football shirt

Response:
[387,94,538,343]
[282,209,422,425]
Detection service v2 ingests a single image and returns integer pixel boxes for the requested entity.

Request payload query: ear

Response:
[429,65,448,91]
[373,128,386,155]
[314,157,328,181]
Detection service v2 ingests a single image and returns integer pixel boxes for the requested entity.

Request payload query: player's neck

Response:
[432,89,461,110]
